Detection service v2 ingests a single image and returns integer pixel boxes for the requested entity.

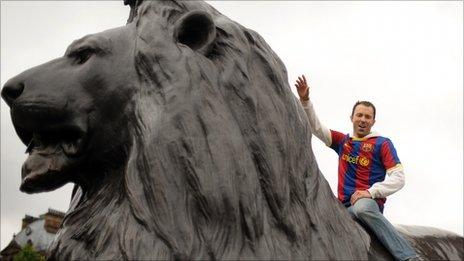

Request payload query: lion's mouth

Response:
[18,125,87,193]
[8,101,90,193]
[25,128,86,158]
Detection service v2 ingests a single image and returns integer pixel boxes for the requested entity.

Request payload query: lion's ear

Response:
[174,11,216,53]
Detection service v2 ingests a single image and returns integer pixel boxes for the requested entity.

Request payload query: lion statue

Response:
[2,0,463,260]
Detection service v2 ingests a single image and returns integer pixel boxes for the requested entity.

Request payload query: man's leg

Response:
[349,198,417,261]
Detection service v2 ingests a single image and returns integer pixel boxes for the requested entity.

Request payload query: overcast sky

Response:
[1,1,462,249]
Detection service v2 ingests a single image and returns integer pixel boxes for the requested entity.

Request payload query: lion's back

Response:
[395,225,464,260]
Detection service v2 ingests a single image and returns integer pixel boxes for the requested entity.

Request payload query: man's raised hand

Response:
[295,75,309,101]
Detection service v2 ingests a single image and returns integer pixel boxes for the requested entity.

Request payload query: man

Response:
[295,75,418,261]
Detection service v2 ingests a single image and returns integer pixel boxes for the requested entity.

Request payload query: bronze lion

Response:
[2,1,463,260]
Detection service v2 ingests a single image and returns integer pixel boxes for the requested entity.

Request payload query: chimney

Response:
[21,215,38,229]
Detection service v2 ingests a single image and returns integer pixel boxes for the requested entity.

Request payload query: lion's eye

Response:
[70,48,95,65]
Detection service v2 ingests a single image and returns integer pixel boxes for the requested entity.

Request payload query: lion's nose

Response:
[1,79,25,106]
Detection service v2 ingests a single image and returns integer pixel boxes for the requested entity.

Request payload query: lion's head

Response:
[2,1,371,259]
[2,24,138,194]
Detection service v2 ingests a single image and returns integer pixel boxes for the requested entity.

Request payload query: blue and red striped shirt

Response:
[330,130,401,212]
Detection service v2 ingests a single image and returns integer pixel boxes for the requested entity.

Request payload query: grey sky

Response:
[1,1,463,249]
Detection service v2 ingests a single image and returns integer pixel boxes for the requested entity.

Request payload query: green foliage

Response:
[13,244,45,261]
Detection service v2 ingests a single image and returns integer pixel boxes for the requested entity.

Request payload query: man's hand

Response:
[294,75,309,101]
[350,190,372,205]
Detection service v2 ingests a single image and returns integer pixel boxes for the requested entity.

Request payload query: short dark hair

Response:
[351,101,376,119]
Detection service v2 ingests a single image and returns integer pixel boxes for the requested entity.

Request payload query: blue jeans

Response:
[347,198,417,261]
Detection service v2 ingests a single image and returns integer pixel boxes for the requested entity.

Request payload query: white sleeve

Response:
[367,164,405,198]
[301,99,332,146]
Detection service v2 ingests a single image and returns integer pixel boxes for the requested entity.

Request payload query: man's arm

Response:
[351,139,405,205]
[368,139,405,198]
[295,75,332,146]
[367,164,405,198]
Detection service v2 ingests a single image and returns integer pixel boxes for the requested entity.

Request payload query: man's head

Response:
[350,101,376,138]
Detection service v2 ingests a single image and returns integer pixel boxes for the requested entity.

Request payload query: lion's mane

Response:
[49,1,371,260]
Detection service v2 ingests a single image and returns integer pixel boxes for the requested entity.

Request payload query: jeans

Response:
[347,198,417,261]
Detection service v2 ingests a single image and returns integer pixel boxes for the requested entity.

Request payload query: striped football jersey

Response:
[330,130,401,212]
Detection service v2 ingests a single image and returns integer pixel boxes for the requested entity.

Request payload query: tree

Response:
[13,244,45,261]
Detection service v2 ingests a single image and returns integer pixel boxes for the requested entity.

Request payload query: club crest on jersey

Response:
[362,143,373,152]
[359,156,370,166]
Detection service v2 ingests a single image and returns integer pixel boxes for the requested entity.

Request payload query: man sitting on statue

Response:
[294,75,419,261]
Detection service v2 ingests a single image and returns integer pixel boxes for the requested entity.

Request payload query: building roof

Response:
[0,240,22,255]
[41,208,65,218]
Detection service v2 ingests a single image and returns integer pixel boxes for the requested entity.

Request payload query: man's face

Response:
[350,104,375,138]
